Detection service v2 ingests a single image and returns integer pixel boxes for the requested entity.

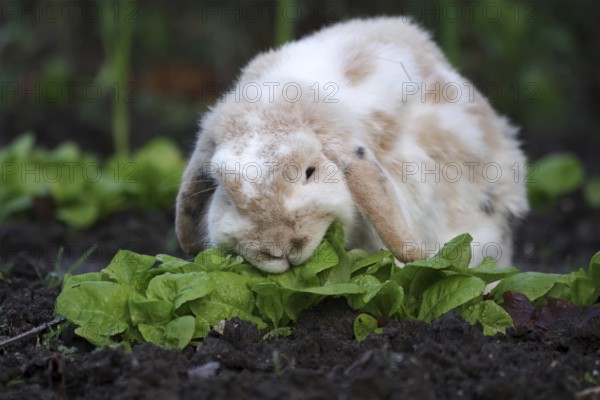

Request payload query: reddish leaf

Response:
[501,291,600,331]
[501,292,537,330]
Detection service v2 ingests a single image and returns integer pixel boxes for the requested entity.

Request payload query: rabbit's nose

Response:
[289,237,307,252]
[286,238,308,266]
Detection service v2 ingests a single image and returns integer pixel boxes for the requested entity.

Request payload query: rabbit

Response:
[175,16,529,273]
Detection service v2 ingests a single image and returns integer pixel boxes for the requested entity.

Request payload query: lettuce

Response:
[55,223,600,349]
[0,134,186,228]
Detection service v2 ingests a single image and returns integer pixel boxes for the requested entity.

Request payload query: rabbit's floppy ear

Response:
[175,133,216,254]
[325,144,424,262]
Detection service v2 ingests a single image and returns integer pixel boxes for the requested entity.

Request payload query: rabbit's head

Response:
[176,101,356,273]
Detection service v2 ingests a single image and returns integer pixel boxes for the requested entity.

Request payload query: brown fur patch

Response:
[412,115,486,228]
[218,110,251,142]
[345,157,424,262]
[466,101,502,148]
[344,47,374,86]
[290,237,307,250]
[413,52,447,81]
[223,178,246,208]
[418,78,449,104]
[370,110,399,156]
[414,116,478,166]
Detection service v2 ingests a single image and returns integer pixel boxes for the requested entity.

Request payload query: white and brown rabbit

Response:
[175,17,529,273]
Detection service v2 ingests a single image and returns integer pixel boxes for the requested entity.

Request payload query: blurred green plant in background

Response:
[527,153,600,212]
[97,0,137,156]
[275,0,297,45]
[1,0,597,151]
[0,134,185,228]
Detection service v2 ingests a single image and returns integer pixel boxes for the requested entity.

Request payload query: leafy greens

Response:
[55,223,600,349]
[0,134,185,228]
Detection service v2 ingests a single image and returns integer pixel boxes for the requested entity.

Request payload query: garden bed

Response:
[1,204,599,399]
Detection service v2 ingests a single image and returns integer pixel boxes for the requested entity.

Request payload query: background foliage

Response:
[2,0,598,156]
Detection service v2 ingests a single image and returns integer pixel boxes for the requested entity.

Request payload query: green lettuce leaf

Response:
[491,272,573,304]
[353,313,382,342]
[101,250,156,292]
[55,222,600,351]
[138,315,196,350]
[188,271,267,329]
[437,233,473,270]
[347,276,404,317]
[418,275,485,322]
[468,257,519,284]
[459,300,514,335]
[56,278,132,346]
[146,272,213,309]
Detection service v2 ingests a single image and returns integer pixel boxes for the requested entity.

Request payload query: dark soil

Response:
[1,199,600,399]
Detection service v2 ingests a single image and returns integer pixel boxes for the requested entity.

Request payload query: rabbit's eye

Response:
[305,166,316,181]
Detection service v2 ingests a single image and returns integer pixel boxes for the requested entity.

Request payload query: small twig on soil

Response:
[576,386,600,398]
[0,317,66,348]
